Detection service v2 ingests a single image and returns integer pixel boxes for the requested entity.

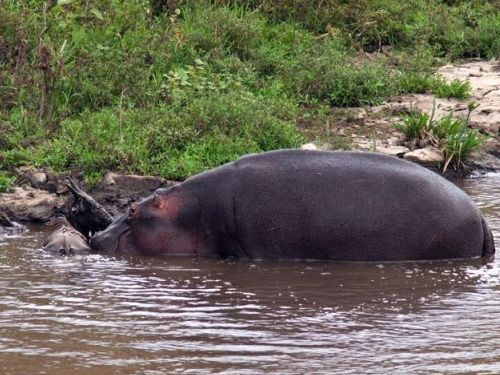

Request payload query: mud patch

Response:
[0,172,172,224]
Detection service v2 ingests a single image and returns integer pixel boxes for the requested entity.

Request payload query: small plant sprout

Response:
[394,103,432,147]
[395,100,485,173]
[370,133,378,152]
[440,102,484,172]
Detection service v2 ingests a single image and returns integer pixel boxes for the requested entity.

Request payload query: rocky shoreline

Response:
[302,59,499,174]
[0,169,173,224]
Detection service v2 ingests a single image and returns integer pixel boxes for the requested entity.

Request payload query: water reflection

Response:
[0,173,498,374]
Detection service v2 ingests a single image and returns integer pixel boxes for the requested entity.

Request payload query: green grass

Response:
[286,50,397,106]
[430,112,485,172]
[0,0,497,182]
[0,172,15,193]
[396,104,485,171]
[431,77,471,99]
[395,110,430,142]
[398,73,471,99]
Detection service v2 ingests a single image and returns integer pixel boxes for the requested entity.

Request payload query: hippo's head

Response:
[90,187,202,256]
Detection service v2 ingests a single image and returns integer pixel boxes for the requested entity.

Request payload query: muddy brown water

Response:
[0,174,499,374]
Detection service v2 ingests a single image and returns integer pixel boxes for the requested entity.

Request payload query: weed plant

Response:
[396,103,485,172]
[398,74,471,99]
[395,110,430,143]
[0,173,15,193]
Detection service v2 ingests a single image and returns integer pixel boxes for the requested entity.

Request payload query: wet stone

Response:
[300,143,319,151]
[377,145,411,157]
[404,147,445,165]
[0,186,63,222]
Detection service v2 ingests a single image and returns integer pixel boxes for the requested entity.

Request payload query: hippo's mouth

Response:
[89,214,130,253]
[113,228,130,253]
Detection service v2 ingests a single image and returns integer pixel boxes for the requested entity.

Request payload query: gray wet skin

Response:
[90,150,496,261]
[43,217,91,256]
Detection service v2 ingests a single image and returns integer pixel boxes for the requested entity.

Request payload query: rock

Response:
[377,145,411,156]
[95,172,168,197]
[438,60,500,135]
[15,167,74,193]
[353,109,366,120]
[2,170,174,223]
[16,167,48,187]
[0,186,63,222]
[300,143,319,151]
[370,60,500,137]
[0,211,14,227]
[32,172,47,184]
[465,151,500,172]
[404,147,445,165]
[482,137,500,157]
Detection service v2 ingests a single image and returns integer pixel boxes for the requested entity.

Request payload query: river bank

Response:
[300,59,499,172]
[2,1,499,188]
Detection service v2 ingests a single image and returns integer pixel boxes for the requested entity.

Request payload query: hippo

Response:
[43,216,91,255]
[90,150,495,261]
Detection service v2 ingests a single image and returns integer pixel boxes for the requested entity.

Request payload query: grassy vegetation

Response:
[398,74,471,99]
[396,103,485,171]
[0,172,15,193]
[0,0,498,184]
[395,108,430,144]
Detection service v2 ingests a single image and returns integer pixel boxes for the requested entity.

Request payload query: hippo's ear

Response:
[153,189,200,226]
[153,186,178,209]
[153,191,168,209]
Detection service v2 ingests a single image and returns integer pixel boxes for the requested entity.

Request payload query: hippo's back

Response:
[232,150,484,261]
